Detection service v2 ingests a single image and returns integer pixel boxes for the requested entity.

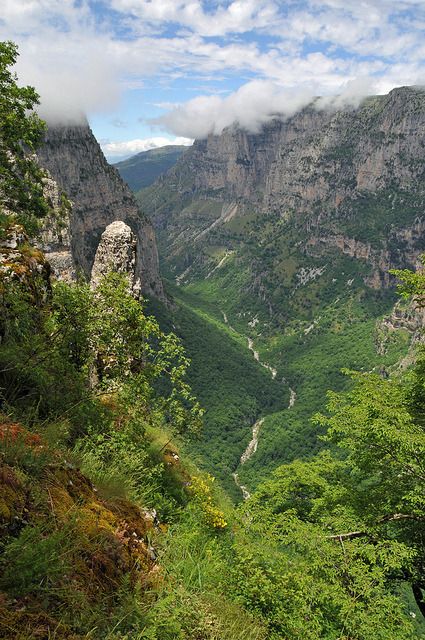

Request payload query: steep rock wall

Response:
[143,86,425,295]
[37,172,75,282]
[38,123,164,300]
[164,87,425,216]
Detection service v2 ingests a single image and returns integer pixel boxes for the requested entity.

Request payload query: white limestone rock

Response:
[90,220,141,297]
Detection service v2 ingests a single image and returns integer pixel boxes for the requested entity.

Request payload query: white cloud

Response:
[1,1,121,123]
[0,0,424,131]
[151,77,378,138]
[110,0,280,37]
[102,136,193,161]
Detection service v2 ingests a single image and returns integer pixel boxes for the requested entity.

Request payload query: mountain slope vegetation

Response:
[137,87,425,490]
[114,145,187,192]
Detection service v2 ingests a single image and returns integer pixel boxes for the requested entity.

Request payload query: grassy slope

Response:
[114,145,186,191]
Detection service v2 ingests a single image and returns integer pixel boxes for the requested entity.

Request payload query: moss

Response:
[20,244,45,264]
[0,595,82,639]
[0,466,27,529]
[0,413,164,636]
[44,465,156,595]
[107,496,152,538]
[48,467,94,503]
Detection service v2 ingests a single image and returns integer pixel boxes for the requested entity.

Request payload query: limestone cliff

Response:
[160,86,425,216]
[37,123,164,300]
[140,86,425,299]
[37,172,75,282]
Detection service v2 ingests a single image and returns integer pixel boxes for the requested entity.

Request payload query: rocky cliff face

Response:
[140,86,425,303]
[162,86,425,216]
[37,172,75,282]
[37,123,164,300]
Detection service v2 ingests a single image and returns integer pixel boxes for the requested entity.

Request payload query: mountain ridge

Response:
[114,144,188,192]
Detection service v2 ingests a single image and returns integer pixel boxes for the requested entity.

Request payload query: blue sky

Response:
[1,0,425,161]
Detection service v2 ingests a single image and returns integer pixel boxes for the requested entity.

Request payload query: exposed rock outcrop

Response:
[37,172,75,282]
[0,223,51,323]
[161,86,425,217]
[376,297,425,368]
[381,299,425,335]
[141,86,425,298]
[90,221,141,297]
[37,122,164,300]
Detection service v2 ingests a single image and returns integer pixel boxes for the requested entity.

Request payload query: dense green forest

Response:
[1,41,425,639]
[149,273,409,495]
[146,289,287,499]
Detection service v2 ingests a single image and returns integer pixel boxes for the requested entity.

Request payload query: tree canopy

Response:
[0,40,49,233]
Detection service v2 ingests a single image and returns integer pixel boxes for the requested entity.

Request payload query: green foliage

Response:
[0,41,50,232]
[233,521,414,640]
[0,272,202,442]
[1,45,424,637]
[239,301,409,489]
[53,273,203,440]
[317,372,425,524]
[115,145,186,192]
[0,524,73,596]
[391,256,425,305]
[232,362,425,638]
[76,418,187,521]
[146,291,286,498]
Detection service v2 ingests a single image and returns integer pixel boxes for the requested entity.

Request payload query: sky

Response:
[1,0,425,161]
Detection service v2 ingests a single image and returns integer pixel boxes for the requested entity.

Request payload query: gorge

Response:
[133,85,425,493]
[1,50,425,639]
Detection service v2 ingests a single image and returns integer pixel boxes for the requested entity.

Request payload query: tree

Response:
[235,347,425,634]
[0,40,49,233]
[236,446,418,639]
[52,273,204,440]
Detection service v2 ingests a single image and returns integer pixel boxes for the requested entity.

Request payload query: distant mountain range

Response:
[114,145,188,191]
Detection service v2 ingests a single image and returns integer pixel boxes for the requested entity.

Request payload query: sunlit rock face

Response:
[37,122,164,301]
[37,172,75,282]
[90,220,141,297]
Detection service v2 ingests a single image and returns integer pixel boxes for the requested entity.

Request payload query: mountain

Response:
[138,86,425,491]
[114,145,188,192]
[140,86,425,295]
[37,123,164,300]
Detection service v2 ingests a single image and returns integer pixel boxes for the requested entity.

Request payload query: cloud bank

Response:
[1,0,424,137]
[152,78,377,139]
